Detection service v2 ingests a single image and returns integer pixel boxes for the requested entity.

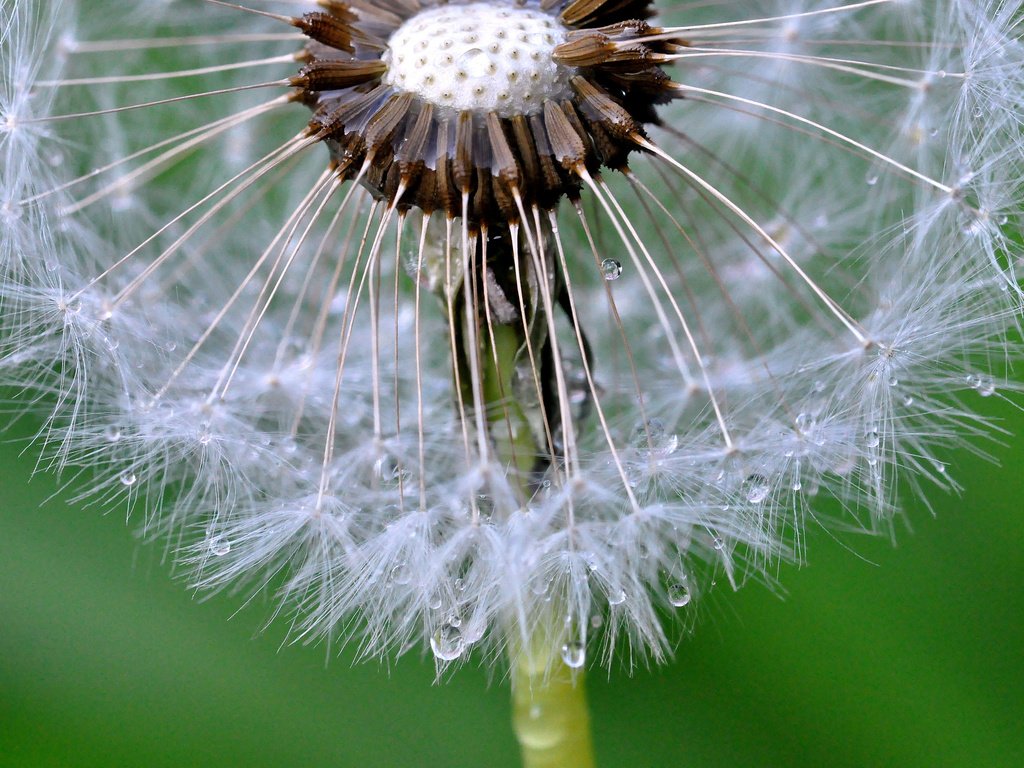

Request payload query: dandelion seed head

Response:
[292,0,676,227]
[1,0,1022,672]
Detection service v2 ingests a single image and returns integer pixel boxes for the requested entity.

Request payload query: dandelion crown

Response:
[2,0,1022,703]
[294,0,673,226]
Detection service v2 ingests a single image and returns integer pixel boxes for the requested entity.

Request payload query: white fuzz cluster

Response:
[383,2,572,115]
[1,0,1022,672]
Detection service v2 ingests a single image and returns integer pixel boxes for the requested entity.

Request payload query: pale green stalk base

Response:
[511,641,597,768]
[450,227,595,767]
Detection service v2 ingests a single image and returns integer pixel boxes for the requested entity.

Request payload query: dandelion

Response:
[2,0,1022,764]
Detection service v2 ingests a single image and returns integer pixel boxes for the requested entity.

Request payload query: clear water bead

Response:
[389,562,412,585]
[104,424,122,443]
[430,622,466,661]
[795,411,816,433]
[560,641,586,669]
[971,375,996,397]
[668,583,691,607]
[119,469,136,486]
[631,419,678,457]
[209,535,231,556]
[601,258,623,281]
[743,474,770,504]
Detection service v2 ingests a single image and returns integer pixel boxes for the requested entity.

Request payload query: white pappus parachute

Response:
[1,0,1022,672]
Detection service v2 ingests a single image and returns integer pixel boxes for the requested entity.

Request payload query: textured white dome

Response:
[382,2,573,116]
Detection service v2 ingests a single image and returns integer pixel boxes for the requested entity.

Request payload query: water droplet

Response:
[795,412,816,433]
[428,591,444,610]
[865,171,879,186]
[531,578,551,597]
[430,623,465,661]
[608,587,627,606]
[104,424,122,443]
[119,469,136,486]
[887,376,898,387]
[863,429,880,448]
[973,375,996,397]
[712,536,725,551]
[963,218,984,236]
[742,474,770,504]
[630,419,678,457]
[791,479,803,491]
[390,562,411,585]
[600,258,622,281]
[374,452,401,482]
[590,614,604,629]
[668,583,691,607]
[560,641,586,669]
[209,535,231,556]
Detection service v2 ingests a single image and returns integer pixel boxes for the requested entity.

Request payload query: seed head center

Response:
[382,2,573,117]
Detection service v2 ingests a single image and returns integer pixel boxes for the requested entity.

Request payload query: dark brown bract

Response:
[288,0,679,228]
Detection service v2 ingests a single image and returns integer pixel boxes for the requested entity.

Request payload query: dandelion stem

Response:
[511,623,597,768]
[445,225,596,765]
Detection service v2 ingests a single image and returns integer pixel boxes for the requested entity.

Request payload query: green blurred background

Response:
[1,399,1022,768]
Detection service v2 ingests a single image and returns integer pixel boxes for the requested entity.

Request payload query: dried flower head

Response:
[2,0,1022,676]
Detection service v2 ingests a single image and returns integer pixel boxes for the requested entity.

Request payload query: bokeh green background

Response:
[3,0,1023,763]
[1,398,1022,768]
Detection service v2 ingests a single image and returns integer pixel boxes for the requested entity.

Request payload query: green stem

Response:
[448,227,596,767]
[512,633,597,768]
